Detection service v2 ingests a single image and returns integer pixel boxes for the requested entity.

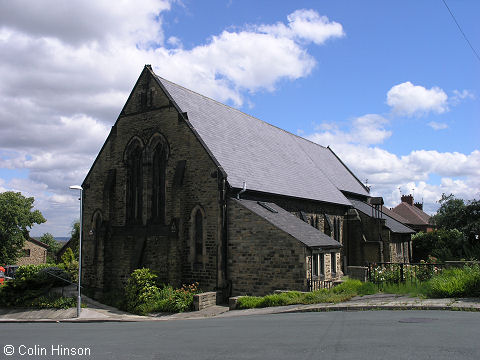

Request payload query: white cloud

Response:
[387,81,448,117]
[0,0,171,48]
[309,114,391,147]
[0,4,345,234]
[451,89,475,105]
[259,9,345,45]
[305,129,480,214]
[428,121,448,130]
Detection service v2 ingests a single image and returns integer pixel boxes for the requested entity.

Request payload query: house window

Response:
[310,215,315,227]
[320,254,325,276]
[312,254,318,277]
[125,140,143,224]
[331,252,336,275]
[151,143,167,224]
[396,242,402,256]
[23,249,31,257]
[194,209,204,260]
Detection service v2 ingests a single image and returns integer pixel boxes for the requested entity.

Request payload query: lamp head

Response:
[69,185,83,191]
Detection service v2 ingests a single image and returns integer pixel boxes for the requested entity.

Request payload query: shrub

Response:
[424,264,480,298]
[25,295,80,309]
[124,268,161,315]
[412,229,465,262]
[155,283,200,313]
[0,264,75,308]
[58,248,78,282]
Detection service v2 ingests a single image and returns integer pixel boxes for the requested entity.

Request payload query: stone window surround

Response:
[189,205,207,267]
[122,133,170,226]
[311,252,326,279]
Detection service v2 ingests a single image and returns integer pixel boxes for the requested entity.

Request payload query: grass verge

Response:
[237,280,376,309]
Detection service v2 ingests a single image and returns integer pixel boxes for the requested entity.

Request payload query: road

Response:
[1,310,479,359]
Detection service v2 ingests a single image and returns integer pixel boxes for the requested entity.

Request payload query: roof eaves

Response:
[234,199,342,249]
[28,237,49,249]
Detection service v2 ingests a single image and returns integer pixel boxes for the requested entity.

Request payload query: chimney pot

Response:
[401,194,414,206]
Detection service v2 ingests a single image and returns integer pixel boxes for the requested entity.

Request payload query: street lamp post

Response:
[69,185,83,318]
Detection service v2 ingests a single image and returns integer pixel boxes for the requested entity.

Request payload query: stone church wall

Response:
[227,199,308,296]
[82,69,221,295]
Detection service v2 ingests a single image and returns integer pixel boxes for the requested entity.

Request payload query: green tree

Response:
[431,194,467,230]
[420,194,480,261]
[412,229,465,262]
[39,233,62,263]
[69,220,80,257]
[0,191,46,264]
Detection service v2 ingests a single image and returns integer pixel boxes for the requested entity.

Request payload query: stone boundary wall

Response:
[193,291,222,311]
[347,266,368,282]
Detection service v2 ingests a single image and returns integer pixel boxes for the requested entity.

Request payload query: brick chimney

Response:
[401,194,414,206]
[414,202,423,211]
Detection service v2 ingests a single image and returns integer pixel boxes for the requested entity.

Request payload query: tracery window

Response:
[125,139,143,224]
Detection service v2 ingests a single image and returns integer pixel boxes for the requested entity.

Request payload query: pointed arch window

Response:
[190,206,206,265]
[125,139,143,224]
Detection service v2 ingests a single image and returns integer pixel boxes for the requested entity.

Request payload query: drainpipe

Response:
[236,181,246,200]
[217,167,230,299]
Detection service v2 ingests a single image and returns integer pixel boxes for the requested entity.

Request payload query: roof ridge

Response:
[394,202,428,224]
[156,76,328,149]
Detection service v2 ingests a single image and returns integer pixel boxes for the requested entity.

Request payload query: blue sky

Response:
[0,0,478,236]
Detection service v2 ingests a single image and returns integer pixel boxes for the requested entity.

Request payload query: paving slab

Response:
[1,294,479,322]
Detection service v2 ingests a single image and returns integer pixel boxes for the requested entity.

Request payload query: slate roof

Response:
[235,199,342,249]
[381,207,412,225]
[156,75,369,207]
[391,202,431,226]
[349,199,415,234]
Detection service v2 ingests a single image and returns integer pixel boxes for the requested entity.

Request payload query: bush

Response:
[124,268,161,315]
[58,248,78,282]
[155,283,200,313]
[412,229,465,262]
[123,268,200,315]
[0,264,75,308]
[424,265,480,298]
[24,295,80,309]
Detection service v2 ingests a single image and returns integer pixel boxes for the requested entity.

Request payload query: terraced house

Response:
[81,65,413,298]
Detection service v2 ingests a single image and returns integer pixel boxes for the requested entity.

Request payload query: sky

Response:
[0,0,479,236]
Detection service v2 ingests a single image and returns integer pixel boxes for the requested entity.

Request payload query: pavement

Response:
[1,294,479,323]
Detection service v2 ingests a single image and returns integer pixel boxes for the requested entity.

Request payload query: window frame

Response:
[330,252,337,275]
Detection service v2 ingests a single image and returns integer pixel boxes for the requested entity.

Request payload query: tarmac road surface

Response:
[1,310,479,360]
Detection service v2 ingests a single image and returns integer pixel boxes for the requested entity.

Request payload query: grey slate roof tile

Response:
[157,76,367,206]
[235,199,342,249]
[349,198,415,234]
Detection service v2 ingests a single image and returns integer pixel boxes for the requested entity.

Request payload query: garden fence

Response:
[307,279,333,291]
[367,262,446,286]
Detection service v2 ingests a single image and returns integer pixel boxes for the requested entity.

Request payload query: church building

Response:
[81,65,412,298]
